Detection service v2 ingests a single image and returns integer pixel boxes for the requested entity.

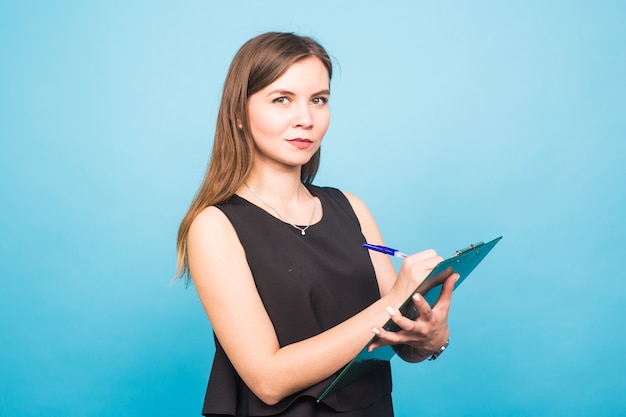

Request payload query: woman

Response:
[176,32,456,417]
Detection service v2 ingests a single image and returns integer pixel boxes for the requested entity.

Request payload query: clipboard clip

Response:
[455,241,485,256]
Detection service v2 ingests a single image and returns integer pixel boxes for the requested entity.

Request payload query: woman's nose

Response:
[292,103,313,129]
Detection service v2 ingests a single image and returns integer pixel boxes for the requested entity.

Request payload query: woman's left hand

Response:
[367,271,459,359]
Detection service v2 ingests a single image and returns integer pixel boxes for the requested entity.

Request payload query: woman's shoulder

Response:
[309,184,368,211]
[188,205,235,246]
[308,184,360,202]
[308,185,372,227]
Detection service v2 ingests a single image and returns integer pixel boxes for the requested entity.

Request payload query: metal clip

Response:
[455,241,485,256]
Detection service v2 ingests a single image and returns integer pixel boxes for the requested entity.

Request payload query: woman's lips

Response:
[287,138,313,149]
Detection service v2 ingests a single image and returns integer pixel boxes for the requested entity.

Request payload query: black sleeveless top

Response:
[203,185,393,416]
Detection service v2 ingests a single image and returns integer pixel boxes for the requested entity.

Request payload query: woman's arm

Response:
[342,191,455,361]
[187,205,442,405]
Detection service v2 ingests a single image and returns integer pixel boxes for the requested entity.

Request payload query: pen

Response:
[362,243,408,259]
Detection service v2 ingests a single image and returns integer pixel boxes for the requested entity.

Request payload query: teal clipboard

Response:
[317,236,502,401]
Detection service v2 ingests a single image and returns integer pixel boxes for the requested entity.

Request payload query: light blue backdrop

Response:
[1,1,624,416]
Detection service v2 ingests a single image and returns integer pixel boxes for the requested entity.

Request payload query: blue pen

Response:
[362,243,408,259]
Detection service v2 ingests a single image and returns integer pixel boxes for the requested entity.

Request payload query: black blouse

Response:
[202,185,393,416]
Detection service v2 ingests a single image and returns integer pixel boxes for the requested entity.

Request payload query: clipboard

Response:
[317,236,502,401]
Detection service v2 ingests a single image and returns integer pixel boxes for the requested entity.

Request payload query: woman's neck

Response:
[238,170,318,226]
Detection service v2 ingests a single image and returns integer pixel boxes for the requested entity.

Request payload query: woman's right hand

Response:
[388,249,444,301]
[371,250,456,357]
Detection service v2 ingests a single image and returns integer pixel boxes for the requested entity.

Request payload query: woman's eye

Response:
[273,97,289,104]
[312,97,328,105]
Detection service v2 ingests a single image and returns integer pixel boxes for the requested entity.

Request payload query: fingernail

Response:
[455,274,460,282]
[371,327,381,335]
[386,306,396,316]
[413,293,421,302]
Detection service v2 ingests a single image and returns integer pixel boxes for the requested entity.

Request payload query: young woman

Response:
[177,32,457,417]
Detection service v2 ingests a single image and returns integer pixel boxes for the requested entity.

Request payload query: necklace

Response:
[244,182,316,236]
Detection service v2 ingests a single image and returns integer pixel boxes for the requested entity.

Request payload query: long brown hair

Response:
[176,32,333,281]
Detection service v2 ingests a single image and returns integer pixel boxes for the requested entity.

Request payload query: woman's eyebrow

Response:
[266,88,330,97]
[313,89,331,96]
[266,89,294,96]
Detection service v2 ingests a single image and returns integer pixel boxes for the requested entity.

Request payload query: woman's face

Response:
[247,57,330,169]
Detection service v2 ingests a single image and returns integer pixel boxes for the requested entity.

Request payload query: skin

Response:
[187,57,455,406]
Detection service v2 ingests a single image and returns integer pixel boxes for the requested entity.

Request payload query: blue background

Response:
[1,1,624,416]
